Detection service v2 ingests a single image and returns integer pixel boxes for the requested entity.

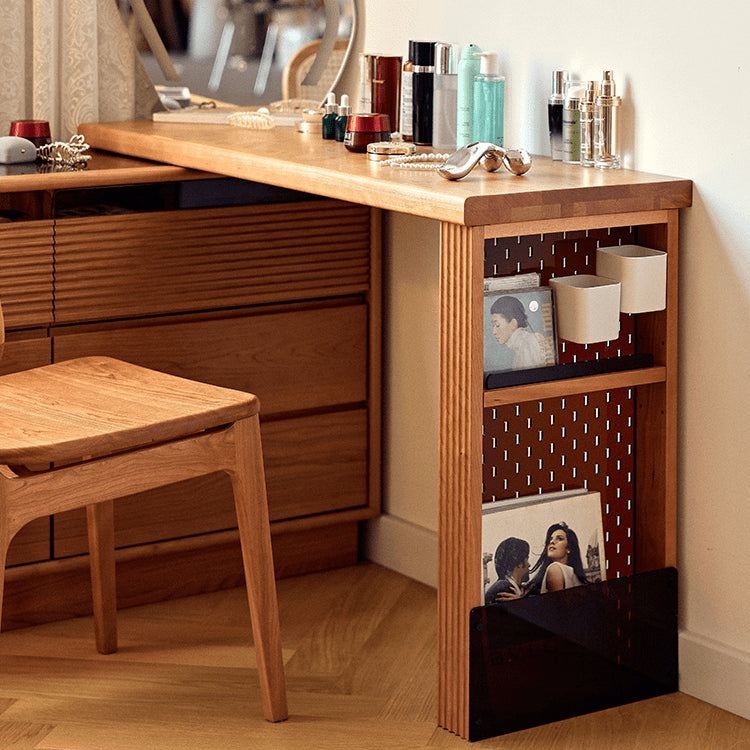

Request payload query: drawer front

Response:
[52,302,367,416]
[53,200,372,323]
[0,221,54,329]
[52,408,369,556]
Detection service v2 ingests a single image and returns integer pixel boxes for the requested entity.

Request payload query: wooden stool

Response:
[0,304,287,722]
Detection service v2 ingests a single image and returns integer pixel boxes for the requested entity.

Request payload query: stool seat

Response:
[0,356,260,465]
[0,350,288,723]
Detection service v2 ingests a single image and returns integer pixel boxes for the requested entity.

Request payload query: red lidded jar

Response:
[343,113,391,153]
[9,120,51,148]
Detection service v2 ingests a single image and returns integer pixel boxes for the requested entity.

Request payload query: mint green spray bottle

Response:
[472,52,505,147]
[456,43,482,149]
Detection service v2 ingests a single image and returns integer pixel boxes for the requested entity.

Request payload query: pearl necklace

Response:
[379,152,451,170]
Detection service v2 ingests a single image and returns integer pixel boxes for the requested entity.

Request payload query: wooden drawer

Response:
[0,221,54,329]
[53,200,372,323]
[53,408,369,556]
[52,302,367,417]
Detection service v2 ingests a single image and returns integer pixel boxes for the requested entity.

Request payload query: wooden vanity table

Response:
[22,125,694,739]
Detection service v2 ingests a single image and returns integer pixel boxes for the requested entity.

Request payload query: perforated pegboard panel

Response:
[484,226,638,363]
[483,229,642,579]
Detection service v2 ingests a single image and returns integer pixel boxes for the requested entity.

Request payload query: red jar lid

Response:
[9,120,51,140]
[345,113,391,133]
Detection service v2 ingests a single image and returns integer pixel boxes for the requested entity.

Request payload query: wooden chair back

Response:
[282,37,349,102]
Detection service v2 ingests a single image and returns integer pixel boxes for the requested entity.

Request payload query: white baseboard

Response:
[679,630,750,720]
[363,515,437,589]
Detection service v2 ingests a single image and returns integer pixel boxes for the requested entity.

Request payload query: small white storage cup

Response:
[550,274,621,344]
[596,244,667,314]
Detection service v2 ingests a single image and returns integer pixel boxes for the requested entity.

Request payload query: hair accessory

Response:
[227,111,276,130]
[36,134,91,167]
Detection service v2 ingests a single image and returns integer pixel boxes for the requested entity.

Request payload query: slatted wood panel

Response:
[53,201,371,323]
[0,221,54,329]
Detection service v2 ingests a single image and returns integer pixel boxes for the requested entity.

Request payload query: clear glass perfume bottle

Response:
[595,70,622,169]
[579,81,598,167]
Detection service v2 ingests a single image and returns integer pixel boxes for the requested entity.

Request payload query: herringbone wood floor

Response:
[0,563,748,749]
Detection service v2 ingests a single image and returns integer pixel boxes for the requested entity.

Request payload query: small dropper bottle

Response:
[595,70,622,169]
[321,92,338,140]
[335,94,351,142]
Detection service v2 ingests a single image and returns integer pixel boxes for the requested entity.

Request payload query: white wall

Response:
[360,0,750,721]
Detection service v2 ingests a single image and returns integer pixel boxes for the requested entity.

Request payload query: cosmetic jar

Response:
[366,140,416,161]
[9,120,51,148]
[343,114,391,153]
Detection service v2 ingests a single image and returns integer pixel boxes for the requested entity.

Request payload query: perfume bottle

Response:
[432,42,458,150]
[472,52,504,147]
[548,70,568,160]
[411,40,435,146]
[579,81,598,167]
[595,70,622,169]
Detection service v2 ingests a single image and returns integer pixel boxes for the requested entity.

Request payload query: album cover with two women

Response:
[481,489,606,606]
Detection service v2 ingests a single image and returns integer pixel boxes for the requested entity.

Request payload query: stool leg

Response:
[86,500,118,654]
[229,416,288,722]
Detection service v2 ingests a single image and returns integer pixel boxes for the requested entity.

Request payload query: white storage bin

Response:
[549,274,621,344]
[596,244,667,313]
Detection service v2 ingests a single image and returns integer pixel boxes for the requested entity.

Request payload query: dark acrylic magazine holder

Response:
[468,568,678,742]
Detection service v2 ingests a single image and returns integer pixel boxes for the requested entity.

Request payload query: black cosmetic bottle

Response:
[411,40,435,146]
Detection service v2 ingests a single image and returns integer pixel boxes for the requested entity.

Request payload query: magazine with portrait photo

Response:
[484,287,557,376]
[481,489,606,605]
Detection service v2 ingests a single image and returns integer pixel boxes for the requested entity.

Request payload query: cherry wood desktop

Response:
[59,124,697,738]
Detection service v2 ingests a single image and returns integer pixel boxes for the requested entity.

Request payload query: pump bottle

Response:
[579,81,598,167]
[399,42,415,141]
[595,70,622,169]
[472,52,505,147]
[432,43,458,150]
[548,70,568,160]
[456,43,481,149]
[411,40,436,146]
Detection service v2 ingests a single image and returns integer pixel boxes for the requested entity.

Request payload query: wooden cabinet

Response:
[0,166,381,629]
